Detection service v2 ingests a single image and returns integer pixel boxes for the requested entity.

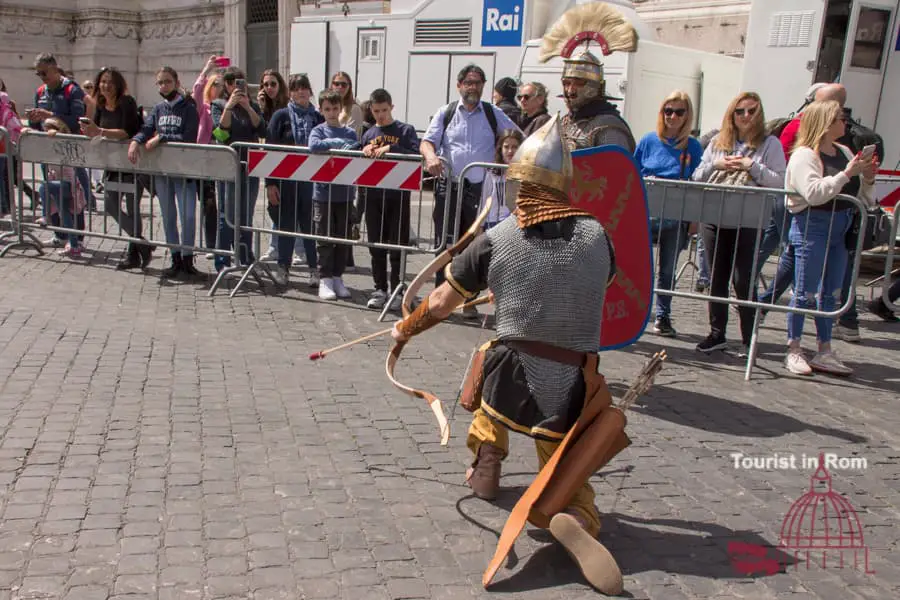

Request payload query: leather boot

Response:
[465,443,504,500]
[116,243,141,270]
[181,254,201,277]
[161,253,182,279]
[549,512,623,595]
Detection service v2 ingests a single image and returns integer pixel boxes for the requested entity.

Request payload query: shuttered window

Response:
[414,19,471,45]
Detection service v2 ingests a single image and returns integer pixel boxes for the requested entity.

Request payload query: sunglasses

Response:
[263,81,278,88]
[734,107,758,117]
[663,108,686,117]
[332,81,349,87]
[517,94,532,101]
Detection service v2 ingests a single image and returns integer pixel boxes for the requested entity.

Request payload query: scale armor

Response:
[563,112,636,153]
[485,216,612,411]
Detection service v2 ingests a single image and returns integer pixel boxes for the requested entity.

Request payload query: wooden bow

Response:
[385,178,495,445]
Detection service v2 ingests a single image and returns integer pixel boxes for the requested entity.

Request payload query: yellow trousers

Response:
[466,408,601,537]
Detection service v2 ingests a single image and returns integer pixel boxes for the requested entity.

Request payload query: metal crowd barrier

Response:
[646,178,868,380]
[228,141,451,314]
[0,126,13,234]
[0,131,242,280]
[881,212,900,311]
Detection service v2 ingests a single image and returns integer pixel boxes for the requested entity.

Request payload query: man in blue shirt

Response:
[420,65,520,303]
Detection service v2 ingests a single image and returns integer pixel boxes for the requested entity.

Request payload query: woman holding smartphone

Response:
[210,66,266,271]
[782,100,877,377]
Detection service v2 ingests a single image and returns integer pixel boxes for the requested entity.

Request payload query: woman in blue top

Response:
[633,90,703,338]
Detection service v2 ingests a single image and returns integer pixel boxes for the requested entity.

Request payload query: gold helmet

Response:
[507,115,593,228]
[507,113,572,198]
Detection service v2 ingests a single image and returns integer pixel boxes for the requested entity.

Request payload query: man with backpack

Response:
[26,52,95,228]
[420,65,520,318]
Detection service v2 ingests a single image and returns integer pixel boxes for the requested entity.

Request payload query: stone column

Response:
[224,0,248,69]
[278,0,301,76]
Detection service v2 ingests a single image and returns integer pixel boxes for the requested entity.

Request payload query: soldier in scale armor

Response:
[561,48,636,153]
[391,115,625,593]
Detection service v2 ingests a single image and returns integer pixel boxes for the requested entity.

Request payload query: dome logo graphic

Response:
[728,453,875,576]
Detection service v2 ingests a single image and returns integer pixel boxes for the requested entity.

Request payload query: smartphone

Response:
[860,144,876,159]
[214,56,231,68]
[235,78,247,92]
[79,117,91,125]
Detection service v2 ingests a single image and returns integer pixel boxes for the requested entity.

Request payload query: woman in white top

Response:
[691,91,786,356]
[782,99,877,377]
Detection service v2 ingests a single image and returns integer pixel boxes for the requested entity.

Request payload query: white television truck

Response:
[289,0,743,139]
[741,0,900,210]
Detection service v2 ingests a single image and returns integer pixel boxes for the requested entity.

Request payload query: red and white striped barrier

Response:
[247,149,422,191]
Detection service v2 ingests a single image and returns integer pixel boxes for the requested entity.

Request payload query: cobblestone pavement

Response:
[0,208,897,600]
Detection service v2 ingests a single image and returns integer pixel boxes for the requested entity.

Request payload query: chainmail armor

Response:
[486,216,611,415]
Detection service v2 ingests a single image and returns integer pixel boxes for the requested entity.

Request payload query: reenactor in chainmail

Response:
[560,48,636,153]
[391,115,626,594]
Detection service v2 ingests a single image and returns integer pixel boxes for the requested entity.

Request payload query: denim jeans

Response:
[838,215,861,328]
[216,173,259,269]
[695,234,710,284]
[655,223,687,319]
[758,201,795,306]
[787,209,853,344]
[155,177,197,256]
[39,181,79,246]
[267,181,317,268]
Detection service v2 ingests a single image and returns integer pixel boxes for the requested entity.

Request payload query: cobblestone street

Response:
[0,229,897,600]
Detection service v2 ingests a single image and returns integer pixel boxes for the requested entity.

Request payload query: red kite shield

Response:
[571,145,653,350]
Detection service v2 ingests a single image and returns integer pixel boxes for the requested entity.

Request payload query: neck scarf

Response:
[288,102,315,145]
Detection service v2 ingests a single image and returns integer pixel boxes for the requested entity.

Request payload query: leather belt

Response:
[504,339,589,367]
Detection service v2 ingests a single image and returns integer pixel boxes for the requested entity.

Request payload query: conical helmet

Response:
[506,114,572,198]
[562,48,605,84]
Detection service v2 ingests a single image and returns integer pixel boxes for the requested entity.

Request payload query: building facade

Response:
[0,0,749,110]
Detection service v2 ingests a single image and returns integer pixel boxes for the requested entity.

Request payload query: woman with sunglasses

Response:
[634,90,704,338]
[257,69,288,124]
[692,91,786,356]
[329,71,363,269]
[782,100,876,376]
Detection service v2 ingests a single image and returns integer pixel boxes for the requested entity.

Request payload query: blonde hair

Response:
[794,100,843,153]
[656,90,694,150]
[203,75,222,105]
[715,91,766,152]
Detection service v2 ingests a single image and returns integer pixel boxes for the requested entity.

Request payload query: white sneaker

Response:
[292,254,305,267]
[205,252,215,260]
[260,249,278,262]
[318,278,337,300]
[785,350,813,376]
[308,272,320,288]
[332,277,351,299]
[367,289,388,309]
[270,265,289,286]
[809,351,853,377]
